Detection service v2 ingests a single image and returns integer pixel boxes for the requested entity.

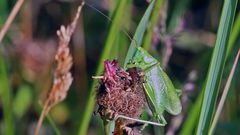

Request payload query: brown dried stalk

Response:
[0,0,24,43]
[34,2,84,135]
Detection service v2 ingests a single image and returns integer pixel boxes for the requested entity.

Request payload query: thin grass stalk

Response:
[196,0,238,134]
[179,89,203,135]
[0,1,24,134]
[46,113,62,135]
[0,54,14,135]
[209,49,240,135]
[227,11,240,57]
[118,0,132,64]
[167,0,189,32]
[0,0,24,43]
[142,0,163,50]
[77,1,128,135]
[180,7,240,135]
[36,101,62,135]
[34,100,51,135]
[0,0,8,25]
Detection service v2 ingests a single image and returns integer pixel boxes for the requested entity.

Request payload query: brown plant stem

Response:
[0,0,24,43]
[34,99,50,135]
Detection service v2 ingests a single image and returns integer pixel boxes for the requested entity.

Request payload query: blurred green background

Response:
[0,0,239,135]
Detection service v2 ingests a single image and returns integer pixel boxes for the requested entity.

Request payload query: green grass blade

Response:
[196,0,238,134]
[36,101,62,135]
[77,1,128,135]
[46,114,62,135]
[13,85,32,119]
[0,52,14,135]
[227,11,240,57]
[123,0,156,67]
[101,0,128,60]
[179,90,203,135]
[0,0,7,26]
[167,0,190,32]
[209,49,240,135]
[180,8,240,135]
[142,0,163,50]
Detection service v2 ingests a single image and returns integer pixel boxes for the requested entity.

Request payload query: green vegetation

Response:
[0,0,239,135]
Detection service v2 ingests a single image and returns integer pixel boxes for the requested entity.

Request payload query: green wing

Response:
[144,65,182,115]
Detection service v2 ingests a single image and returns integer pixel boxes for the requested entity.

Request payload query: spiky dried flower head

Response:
[96,60,146,134]
[34,2,84,135]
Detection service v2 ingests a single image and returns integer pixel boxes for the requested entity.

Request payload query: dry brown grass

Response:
[0,0,25,42]
[34,2,84,135]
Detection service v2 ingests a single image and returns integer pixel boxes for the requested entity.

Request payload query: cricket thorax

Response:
[96,60,146,131]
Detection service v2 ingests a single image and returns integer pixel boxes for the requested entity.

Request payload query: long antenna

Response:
[84,1,138,48]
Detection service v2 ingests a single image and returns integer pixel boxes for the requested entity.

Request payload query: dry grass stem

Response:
[209,49,240,135]
[34,2,84,135]
[0,0,25,43]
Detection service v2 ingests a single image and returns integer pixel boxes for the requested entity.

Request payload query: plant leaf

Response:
[196,0,238,134]
[180,7,240,135]
[123,0,156,68]
[142,0,163,50]
[0,52,14,135]
[209,49,240,135]
[227,11,240,57]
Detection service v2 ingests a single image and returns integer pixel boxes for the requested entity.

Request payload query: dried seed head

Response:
[34,2,84,135]
[48,73,73,108]
[97,60,146,126]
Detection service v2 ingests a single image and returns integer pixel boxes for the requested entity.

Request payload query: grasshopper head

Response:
[126,47,158,70]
